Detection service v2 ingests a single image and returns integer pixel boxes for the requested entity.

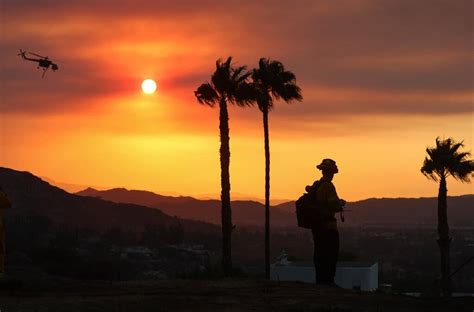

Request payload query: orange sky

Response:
[1,0,472,201]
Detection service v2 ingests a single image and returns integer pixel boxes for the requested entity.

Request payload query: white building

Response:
[270,252,378,291]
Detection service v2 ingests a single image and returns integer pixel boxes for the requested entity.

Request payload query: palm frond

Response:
[421,157,439,181]
[453,151,471,164]
[233,82,256,107]
[449,141,464,154]
[234,70,251,84]
[279,71,296,83]
[224,56,232,68]
[231,65,248,82]
[281,84,303,102]
[211,57,232,95]
[258,58,269,70]
[251,58,302,112]
[421,137,473,183]
[450,160,474,183]
[194,83,218,106]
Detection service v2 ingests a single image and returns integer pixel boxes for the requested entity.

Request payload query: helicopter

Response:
[18,49,59,78]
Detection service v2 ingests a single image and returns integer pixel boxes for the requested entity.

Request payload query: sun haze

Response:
[141,79,157,94]
[0,1,472,201]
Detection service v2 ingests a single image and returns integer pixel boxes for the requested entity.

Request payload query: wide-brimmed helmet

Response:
[316,158,339,174]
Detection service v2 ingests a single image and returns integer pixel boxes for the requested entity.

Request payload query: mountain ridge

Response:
[77,184,474,227]
[77,186,292,226]
[0,167,218,233]
[1,166,472,228]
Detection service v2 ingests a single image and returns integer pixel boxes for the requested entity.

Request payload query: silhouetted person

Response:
[0,189,11,279]
[306,159,345,285]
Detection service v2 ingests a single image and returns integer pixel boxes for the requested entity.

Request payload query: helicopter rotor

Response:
[29,52,48,59]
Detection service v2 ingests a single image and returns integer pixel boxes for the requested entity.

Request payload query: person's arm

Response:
[325,183,344,213]
[305,180,319,193]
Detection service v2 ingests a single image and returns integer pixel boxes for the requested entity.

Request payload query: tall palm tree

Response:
[421,137,473,297]
[252,58,302,279]
[194,57,253,275]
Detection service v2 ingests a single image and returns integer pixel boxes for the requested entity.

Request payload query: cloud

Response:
[1,0,471,119]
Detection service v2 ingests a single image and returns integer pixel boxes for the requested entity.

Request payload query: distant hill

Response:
[40,176,109,193]
[1,166,472,228]
[78,187,474,227]
[275,195,474,227]
[0,167,217,233]
[77,187,293,226]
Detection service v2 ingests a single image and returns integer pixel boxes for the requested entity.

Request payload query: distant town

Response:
[1,168,473,295]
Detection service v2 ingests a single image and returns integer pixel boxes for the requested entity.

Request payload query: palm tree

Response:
[252,58,302,279]
[421,137,473,297]
[194,57,253,275]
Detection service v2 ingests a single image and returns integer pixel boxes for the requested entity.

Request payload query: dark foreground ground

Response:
[0,279,472,312]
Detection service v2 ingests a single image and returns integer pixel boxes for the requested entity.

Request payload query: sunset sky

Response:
[1,0,472,202]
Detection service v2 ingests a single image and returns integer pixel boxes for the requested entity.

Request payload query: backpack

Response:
[295,180,324,229]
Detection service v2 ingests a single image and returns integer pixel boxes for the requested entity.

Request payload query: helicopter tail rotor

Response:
[17,49,27,58]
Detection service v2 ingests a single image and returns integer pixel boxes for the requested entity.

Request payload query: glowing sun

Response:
[141,79,157,94]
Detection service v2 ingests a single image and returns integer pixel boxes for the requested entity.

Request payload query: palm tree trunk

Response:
[219,97,233,275]
[437,175,451,297]
[263,107,271,279]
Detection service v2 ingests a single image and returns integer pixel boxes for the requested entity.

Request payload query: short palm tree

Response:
[195,57,253,275]
[252,58,302,279]
[421,137,473,297]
